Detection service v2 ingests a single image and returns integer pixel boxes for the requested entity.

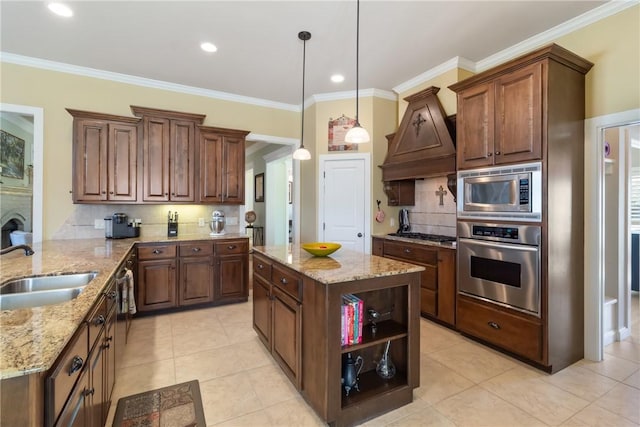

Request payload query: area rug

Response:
[112,380,206,427]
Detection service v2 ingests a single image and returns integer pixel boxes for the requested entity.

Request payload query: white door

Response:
[319,154,370,253]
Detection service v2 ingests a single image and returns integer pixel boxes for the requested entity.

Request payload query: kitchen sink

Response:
[0,272,98,310]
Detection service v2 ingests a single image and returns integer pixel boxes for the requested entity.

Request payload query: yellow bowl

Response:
[301,242,341,257]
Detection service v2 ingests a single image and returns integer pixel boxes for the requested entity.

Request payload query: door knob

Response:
[357,233,363,237]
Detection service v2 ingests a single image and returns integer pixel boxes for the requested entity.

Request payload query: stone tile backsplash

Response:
[408,177,456,236]
[52,204,242,240]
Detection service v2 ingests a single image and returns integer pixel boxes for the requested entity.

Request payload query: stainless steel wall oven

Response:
[457,222,541,316]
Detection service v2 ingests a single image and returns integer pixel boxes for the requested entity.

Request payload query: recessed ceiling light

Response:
[48,3,73,17]
[200,42,218,53]
[331,74,345,83]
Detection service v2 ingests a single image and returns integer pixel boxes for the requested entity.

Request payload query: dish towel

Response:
[125,268,137,315]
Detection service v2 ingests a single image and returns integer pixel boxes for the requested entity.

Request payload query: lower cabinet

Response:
[55,369,89,427]
[252,252,302,389]
[136,239,249,313]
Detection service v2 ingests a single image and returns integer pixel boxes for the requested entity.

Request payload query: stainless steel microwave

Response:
[457,162,542,222]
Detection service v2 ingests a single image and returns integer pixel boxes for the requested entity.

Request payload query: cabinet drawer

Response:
[272,264,302,302]
[253,254,272,281]
[103,279,118,314]
[383,241,437,265]
[179,242,213,257]
[138,244,176,260]
[457,296,542,362]
[87,297,107,352]
[420,288,437,317]
[215,240,248,255]
[47,323,88,425]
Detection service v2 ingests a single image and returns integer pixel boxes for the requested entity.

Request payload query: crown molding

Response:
[311,88,396,105]
[393,56,475,94]
[0,52,299,112]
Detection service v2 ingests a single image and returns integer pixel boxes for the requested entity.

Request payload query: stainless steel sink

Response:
[0,272,98,310]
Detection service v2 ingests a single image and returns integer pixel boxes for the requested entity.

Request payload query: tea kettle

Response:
[341,352,363,396]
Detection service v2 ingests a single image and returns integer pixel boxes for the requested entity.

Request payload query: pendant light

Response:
[344,0,370,144]
[293,31,312,161]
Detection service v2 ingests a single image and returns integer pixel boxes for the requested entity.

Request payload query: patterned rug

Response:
[112,380,206,427]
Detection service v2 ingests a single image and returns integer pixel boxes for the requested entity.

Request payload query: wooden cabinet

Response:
[383,180,415,206]
[215,239,249,302]
[252,252,302,388]
[375,238,456,327]
[136,244,178,312]
[131,106,205,203]
[450,44,592,170]
[67,109,139,203]
[178,242,214,306]
[136,239,249,313]
[198,126,250,204]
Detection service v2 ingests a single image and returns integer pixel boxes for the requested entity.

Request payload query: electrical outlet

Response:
[94,219,105,229]
[226,216,238,225]
[390,217,395,227]
[198,218,205,227]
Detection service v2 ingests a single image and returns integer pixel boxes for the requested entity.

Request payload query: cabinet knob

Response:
[172,192,175,196]
[192,247,201,252]
[280,277,288,285]
[495,151,501,155]
[404,248,411,254]
[103,343,110,349]
[257,264,264,270]
[227,245,236,250]
[357,233,363,237]
[152,249,162,254]
[164,193,168,196]
[69,356,84,375]
[106,335,113,342]
[109,191,114,194]
[93,315,106,326]
[105,290,117,299]
[84,388,95,397]
[488,321,501,330]
[101,191,106,194]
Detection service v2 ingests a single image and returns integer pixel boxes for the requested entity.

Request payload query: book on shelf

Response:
[341,294,364,346]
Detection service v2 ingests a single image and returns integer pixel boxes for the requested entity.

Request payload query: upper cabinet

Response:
[131,106,205,203]
[67,109,139,203]
[68,106,249,204]
[450,44,593,170]
[198,126,250,204]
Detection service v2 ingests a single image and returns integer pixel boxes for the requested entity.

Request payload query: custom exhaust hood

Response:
[380,86,456,181]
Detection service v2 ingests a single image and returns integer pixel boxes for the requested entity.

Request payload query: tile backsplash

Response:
[52,204,242,240]
[407,176,456,236]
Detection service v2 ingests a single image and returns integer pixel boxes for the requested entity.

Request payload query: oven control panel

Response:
[472,225,519,240]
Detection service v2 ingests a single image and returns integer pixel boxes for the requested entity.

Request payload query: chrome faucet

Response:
[0,244,35,256]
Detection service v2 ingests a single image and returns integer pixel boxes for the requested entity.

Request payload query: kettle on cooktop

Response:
[398,209,411,234]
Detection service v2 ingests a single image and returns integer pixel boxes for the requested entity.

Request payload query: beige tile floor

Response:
[107,292,640,427]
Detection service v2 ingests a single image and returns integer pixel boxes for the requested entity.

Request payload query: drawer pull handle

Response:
[103,343,110,349]
[93,315,105,326]
[258,264,264,270]
[404,248,411,253]
[152,249,163,254]
[488,321,501,330]
[192,247,201,252]
[227,245,236,250]
[69,356,84,375]
[106,290,117,299]
[280,278,288,285]
[84,387,95,397]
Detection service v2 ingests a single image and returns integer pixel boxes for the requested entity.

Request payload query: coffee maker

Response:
[398,209,411,234]
[104,213,140,239]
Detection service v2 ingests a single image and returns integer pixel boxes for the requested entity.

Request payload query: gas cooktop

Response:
[387,232,457,243]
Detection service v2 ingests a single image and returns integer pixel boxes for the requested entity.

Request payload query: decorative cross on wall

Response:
[411,113,426,137]
[435,185,447,206]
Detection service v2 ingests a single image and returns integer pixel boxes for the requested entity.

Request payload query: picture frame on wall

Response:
[255,173,265,202]
[0,130,25,179]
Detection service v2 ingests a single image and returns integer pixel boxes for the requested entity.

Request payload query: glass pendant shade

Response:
[345,123,370,143]
[292,146,311,160]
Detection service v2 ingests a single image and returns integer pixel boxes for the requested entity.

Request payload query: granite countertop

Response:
[0,233,248,380]
[374,234,457,250]
[253,244,424,285]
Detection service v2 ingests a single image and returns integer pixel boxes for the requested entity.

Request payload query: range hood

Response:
[380,86,456,181]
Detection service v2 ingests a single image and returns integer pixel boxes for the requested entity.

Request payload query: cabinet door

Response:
[494,62,543,164]
[88,336,105,427]
[457,82,495,169]
[252,274,272,350]
[179,256,214,306]
[55,370,89,427]
[136,259,177,311]
[170,120,196,202]
[108,123,138,201]
[216,254,247,301]
[436,249,456,326]
[142,116,170,202]
[104,308,116,416]
[220,136,245,204]
[198,131,223,203]
[73,119,108,202]
[272,286,302,390]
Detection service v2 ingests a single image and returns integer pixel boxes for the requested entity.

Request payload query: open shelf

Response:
[341,369,407,409]
[341,320,407,353]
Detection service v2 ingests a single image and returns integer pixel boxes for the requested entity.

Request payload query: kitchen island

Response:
[0,233,248,426]
[252,245,423,427]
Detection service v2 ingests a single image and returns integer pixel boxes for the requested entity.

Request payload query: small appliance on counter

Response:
[168,211,178,237]
[104,213,140,239]
[210,210,225,236]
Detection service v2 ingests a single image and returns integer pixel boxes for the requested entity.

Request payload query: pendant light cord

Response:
[355,0,360,124]
[301,35,306,148]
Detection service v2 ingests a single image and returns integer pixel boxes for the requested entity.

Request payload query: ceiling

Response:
[1,1,607,108]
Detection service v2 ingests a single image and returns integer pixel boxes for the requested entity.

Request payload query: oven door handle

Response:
[458,237,538,253]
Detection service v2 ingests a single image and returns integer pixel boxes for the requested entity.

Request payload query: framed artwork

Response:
[0,130,25,179]
[255,173,265,202]
[328,115,359,152]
